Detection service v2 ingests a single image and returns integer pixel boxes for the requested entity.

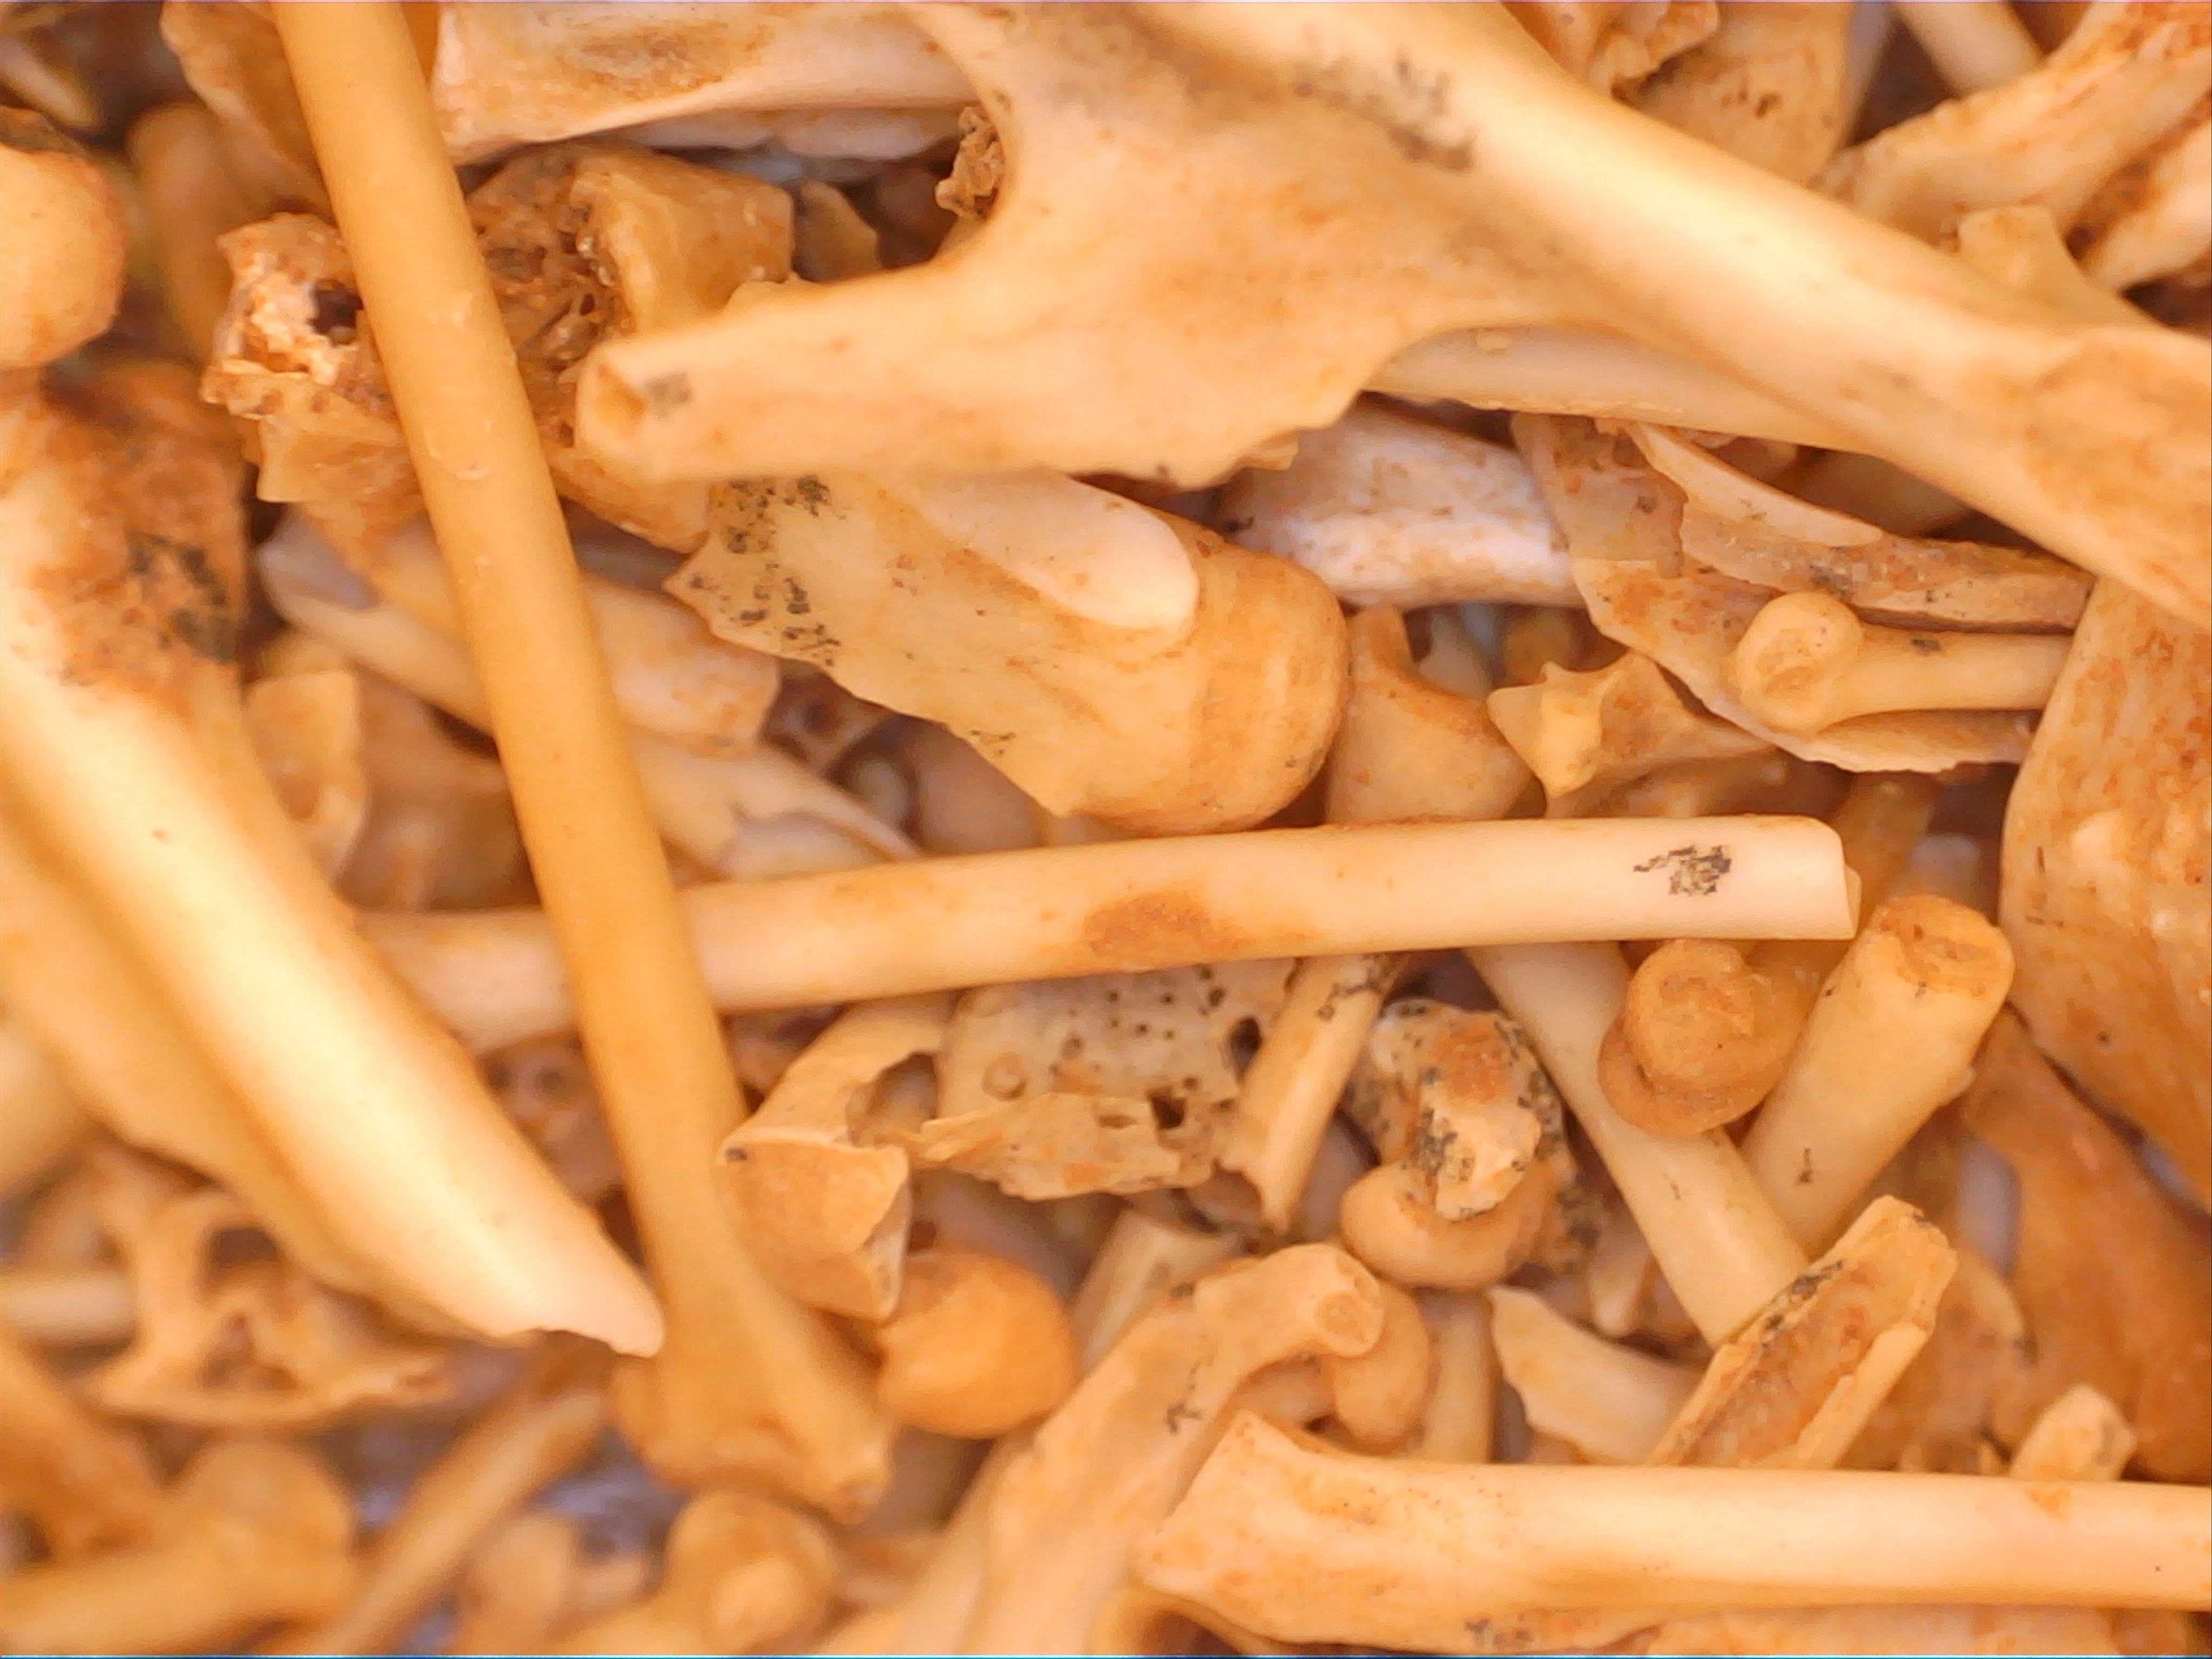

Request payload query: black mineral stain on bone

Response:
[1631,844,1734,897]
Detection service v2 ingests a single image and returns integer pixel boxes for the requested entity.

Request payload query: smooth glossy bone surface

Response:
[1725,591,2071,734]
[367,816,1854,1050]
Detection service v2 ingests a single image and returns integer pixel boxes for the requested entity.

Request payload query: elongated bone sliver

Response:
[1372,329,1853,451]
[365,815,1853,1053]
[1133,1413,2212,1653]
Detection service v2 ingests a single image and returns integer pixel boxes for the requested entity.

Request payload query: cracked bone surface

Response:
[670,470,1346,834]
[366,815,1855,1051]
[1134,1413,2212,1653]
[578,2,2209,625]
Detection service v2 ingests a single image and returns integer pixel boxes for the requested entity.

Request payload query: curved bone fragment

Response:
[2001,582,2211,1198]
[0,377,656,1350]
[721,994,949,1321]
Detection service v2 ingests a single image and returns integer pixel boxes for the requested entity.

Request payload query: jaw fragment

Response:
[581,0,2210,624]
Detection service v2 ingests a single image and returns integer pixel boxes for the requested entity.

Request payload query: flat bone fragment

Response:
[1645,1196,1957,1471]
[1216,401,1573,608]
[918,961,1292,1199]
[1505,0,1719,93]
[1633,2,1853,185]
[1633,422,2090,629]
[2000,581,2211,1199]
[579,1,2212,626]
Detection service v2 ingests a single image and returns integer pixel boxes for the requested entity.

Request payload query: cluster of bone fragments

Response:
[0,0,2208,1654]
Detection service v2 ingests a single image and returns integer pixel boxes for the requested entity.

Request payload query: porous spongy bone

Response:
[2000,581,2210,1199]
[1346,1001,1562,1223]
[672,471,1347,834]
[206,143,790,557]
[80,1142,451,1432]
[578,1,2212,627]
[429,2,973,165]
[916,961,1293,1200]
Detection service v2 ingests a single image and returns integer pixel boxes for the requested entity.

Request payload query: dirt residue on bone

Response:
[1079,886,1251,967]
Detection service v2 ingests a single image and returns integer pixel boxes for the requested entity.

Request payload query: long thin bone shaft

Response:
[365,816,1853,1051]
